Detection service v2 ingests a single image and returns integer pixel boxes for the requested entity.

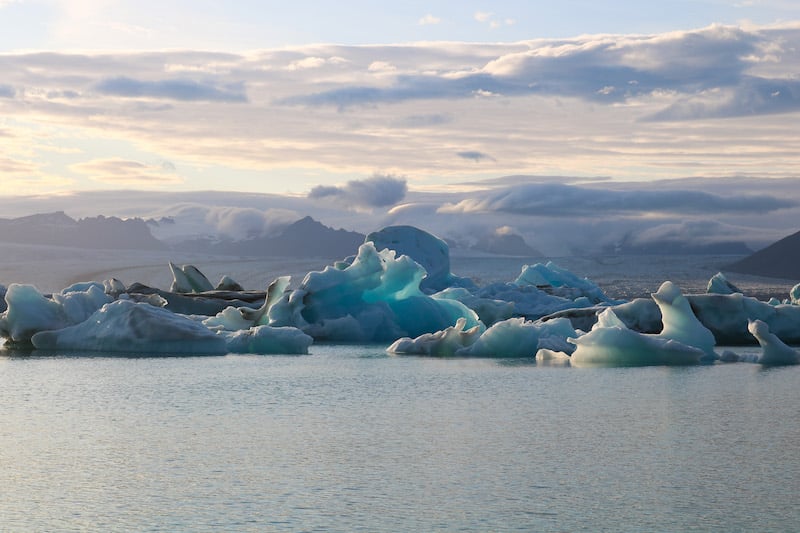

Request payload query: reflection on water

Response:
[1,349,799,531]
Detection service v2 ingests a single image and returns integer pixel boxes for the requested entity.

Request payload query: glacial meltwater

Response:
[1,347,799,531]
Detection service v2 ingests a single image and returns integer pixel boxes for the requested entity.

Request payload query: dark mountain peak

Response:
[10,211,76,226]
[174,215,366,259]
[0,211,164,250]
[727,230,800,280]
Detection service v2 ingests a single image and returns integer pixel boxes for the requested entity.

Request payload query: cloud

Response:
[628,220,754,246]
[418,14,440,26]
[94,77,247,102]
[0,156,37,174]
[0,84,14,98]
[646,76,800,119]
[72,158,184,186]
[457,150,495,162]
[308,174,408,209]
[145,203,300,242]
[390,113,452,128]
[474,11,493,23]
[281,24,800,119]
[438,183,795,217]
[1,25,800,192]
[202,206,297,240]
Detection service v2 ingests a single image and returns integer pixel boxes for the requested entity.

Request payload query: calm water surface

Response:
[1,346,799,531]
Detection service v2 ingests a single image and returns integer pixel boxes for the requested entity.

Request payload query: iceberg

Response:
[366,225,476,292]
[0,282,112,343]
[204,276,290,331]
[387,316,576,358]
[569,308,704,367]
[31,299,227,354]
[707,272,741,295]
[544,276,800,347]
[514,262,616,304]
[169,262,215,293]
[222,325,313,355]
[431,287,514,326]
[651,281,717,360]
[458,316,577,357]
[747,319,799,366]
[791,283,800,306]
[269,242,481,342]
[387,317,483,356]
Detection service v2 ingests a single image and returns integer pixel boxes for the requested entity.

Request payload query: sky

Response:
[1,1,800,254]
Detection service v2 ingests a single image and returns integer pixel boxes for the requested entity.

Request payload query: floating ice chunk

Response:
[475,282,597,321]
[569,308,703,367]
[0,284,69,342]
[748,319,799,365]
[53,282,113,325]
[707,272,741,295]
[550,292,800,346]
[718,350,743,363]
[205,276,290,331]
[215,275,244,291]
[103,278,127,295]
[366,225,475,292]
[459,317,577,357]
[651,281,717,360]
[514,262,615,304]
[791,283,800,305]
[535,348,571,363]
[387,317,483,356]
[31,299,227,354]
[432,287,514,326]
[269,242,481,342]
[223,325,312,355]
[387,315,577,358]
[169,262,215,293]
[0,282,112,343]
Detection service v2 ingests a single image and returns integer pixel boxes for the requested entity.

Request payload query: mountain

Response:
[175,216,366,258]
[727,230,800,280]
[471,232,543,256]
[0,212,166,250]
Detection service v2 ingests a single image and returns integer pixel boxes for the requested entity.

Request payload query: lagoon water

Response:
[1,253,799,531]
[2,348,799,531]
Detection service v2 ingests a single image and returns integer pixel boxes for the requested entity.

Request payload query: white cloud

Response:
[286,57,327,70]
[71,158,184,186]
[0,24,799,196]
[418,14,441,26]
[474,11,493,23]
[368,61,397,73]
[308,174,408,210]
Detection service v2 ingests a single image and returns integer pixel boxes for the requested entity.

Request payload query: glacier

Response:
[1,224,800,364]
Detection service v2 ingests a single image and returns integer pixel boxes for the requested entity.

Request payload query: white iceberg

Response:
[707,272,741,295]
[514,262,616,304]
[748,319,799,366]
[204,276,290,331]
[222,325,313,355]
[366,225,475,292]
[387,316,576,358]
[31,299,227,354]
[387,317,483,356]
[651,281,717,360]
[569,308,704,367]
[0,282,112,343]
[169,262,215,293]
